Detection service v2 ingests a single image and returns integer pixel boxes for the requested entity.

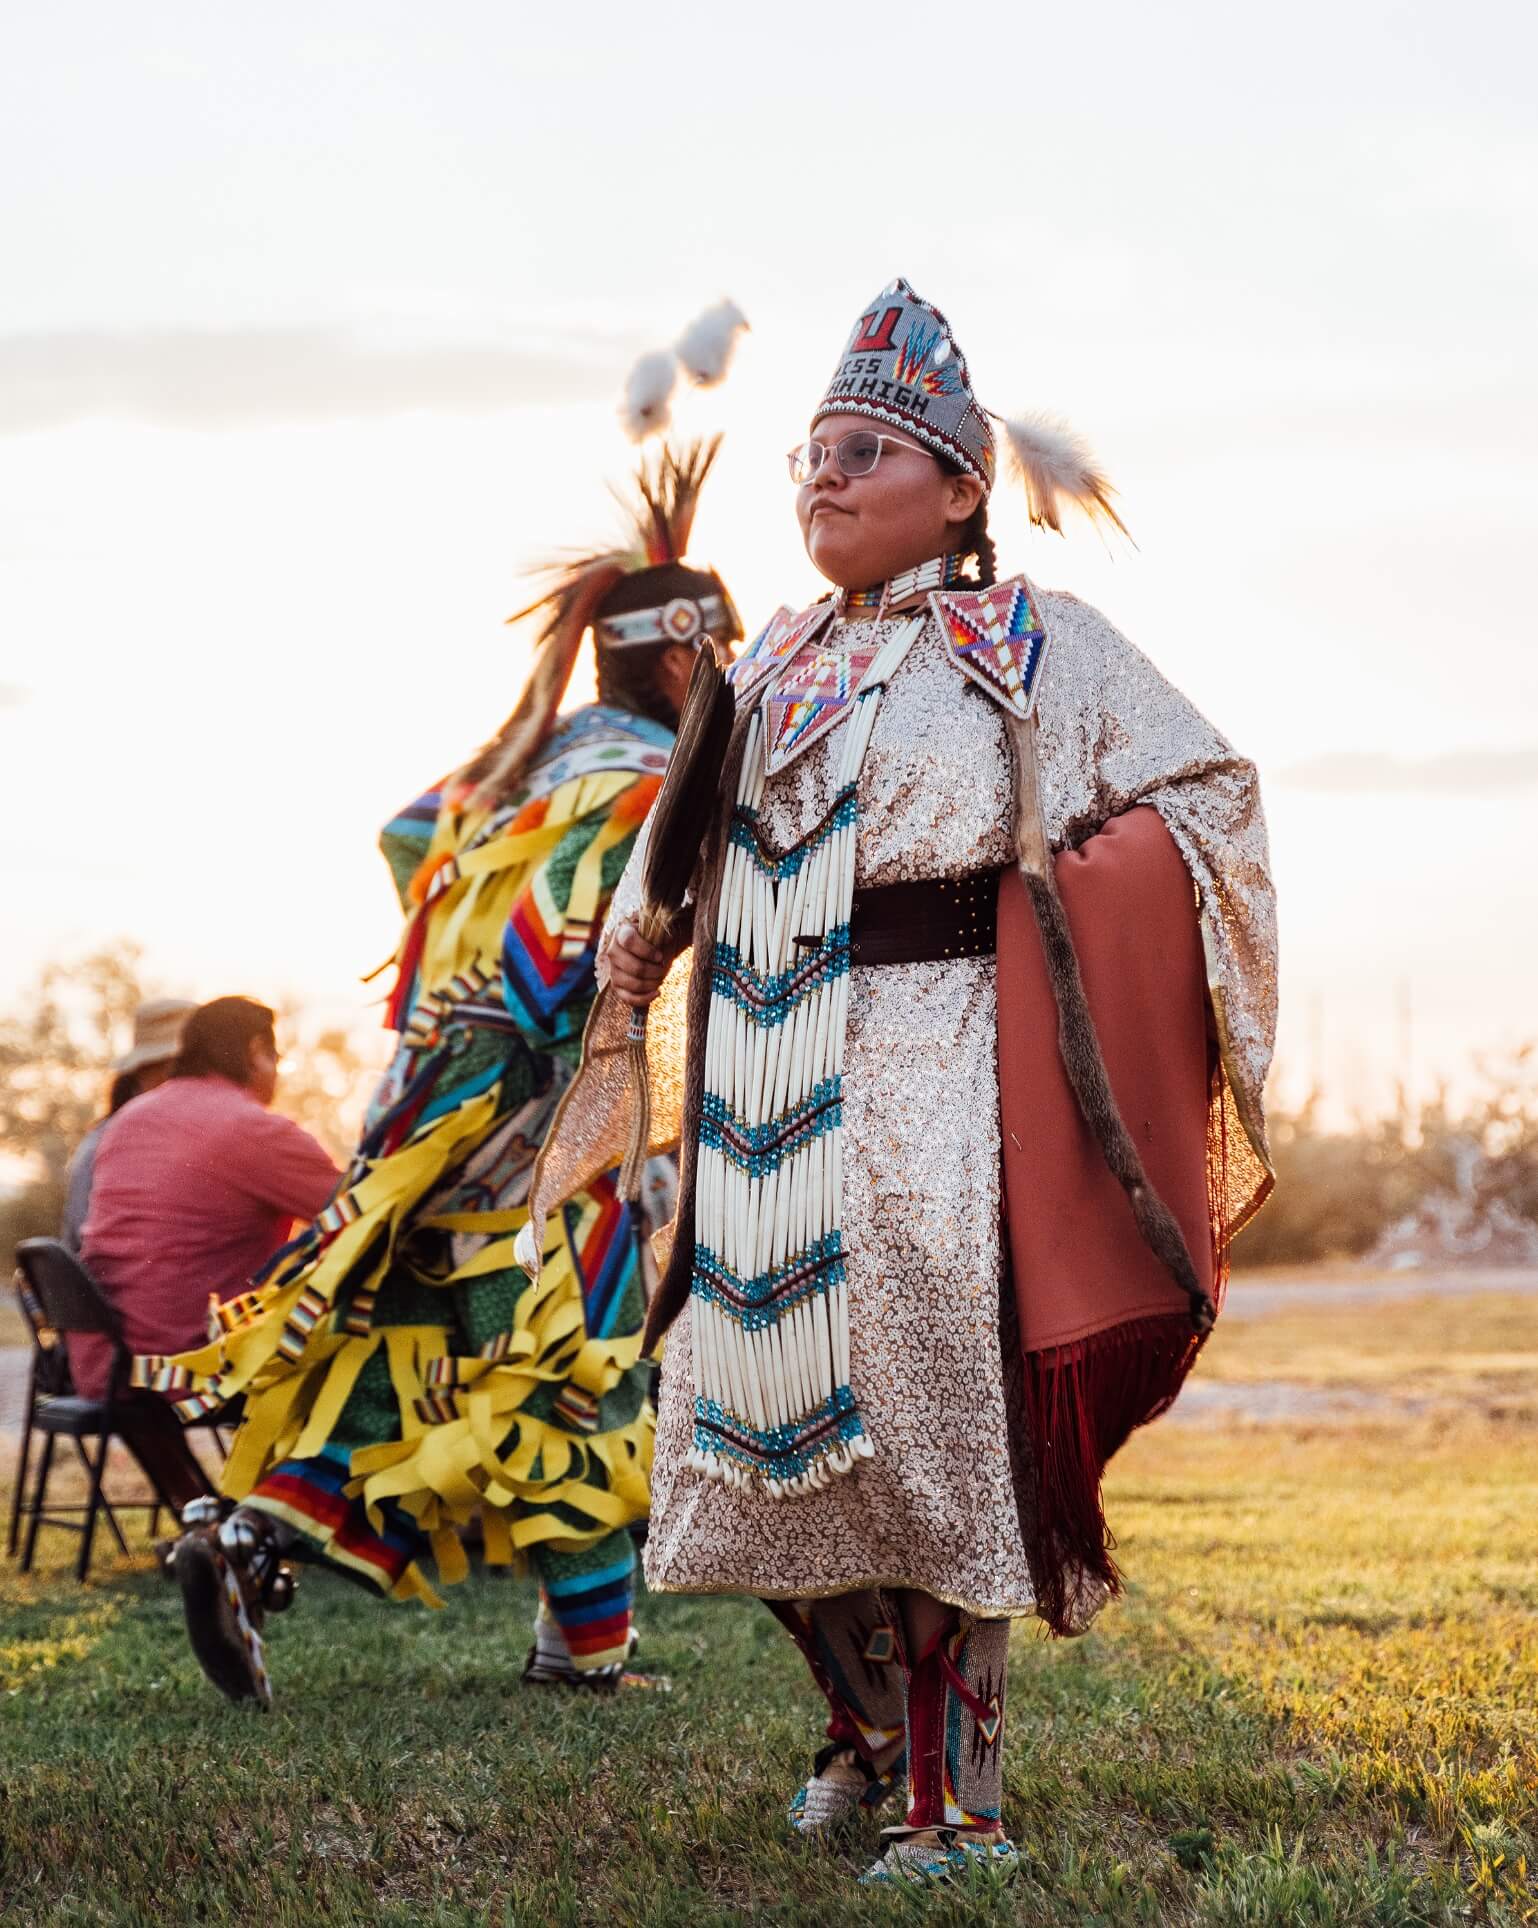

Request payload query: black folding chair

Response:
[12,1238,180,1581]
[6,1255,138,1562]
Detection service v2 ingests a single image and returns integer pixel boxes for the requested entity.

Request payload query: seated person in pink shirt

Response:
[75,997,341,1508]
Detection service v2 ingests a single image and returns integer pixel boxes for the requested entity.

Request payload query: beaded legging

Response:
[768,1591,1010,1829]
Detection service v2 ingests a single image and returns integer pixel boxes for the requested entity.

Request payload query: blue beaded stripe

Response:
[692,1234,845,1330]
[692,1387,869,1484]
[700,1077,841,1149]
[731,786,857,883]
[710,931,850,1028]
[698,1079,842,1179]
[696,1117,840,1184]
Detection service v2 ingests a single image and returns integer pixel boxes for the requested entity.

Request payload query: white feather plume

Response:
[674,299,750,388]
[1001,412,1131,541]
[620,349,679,442]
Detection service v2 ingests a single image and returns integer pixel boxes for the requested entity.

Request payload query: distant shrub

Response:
[1235,1046,1538,1267]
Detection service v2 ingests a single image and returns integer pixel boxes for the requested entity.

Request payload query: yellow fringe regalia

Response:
[138,704,673,1605]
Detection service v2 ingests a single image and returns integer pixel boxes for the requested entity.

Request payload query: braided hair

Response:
[958,498,998,588]
[940,456,998,587]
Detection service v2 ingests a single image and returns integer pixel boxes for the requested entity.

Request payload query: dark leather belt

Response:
[846,866,1003,967]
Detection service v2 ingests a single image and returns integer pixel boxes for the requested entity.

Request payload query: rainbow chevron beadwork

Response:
[929,577,1050,720]
[763,641,886,776]
[728,603,836,700]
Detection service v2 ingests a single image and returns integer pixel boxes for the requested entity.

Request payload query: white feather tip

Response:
[1001,413,1131,542]
[620,349,680,442]
[674,299,750,388]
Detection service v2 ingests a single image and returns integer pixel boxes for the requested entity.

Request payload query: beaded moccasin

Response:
[170,1502,297,1707]
[788,1745,899,1838]
[859,1826,1020,1886]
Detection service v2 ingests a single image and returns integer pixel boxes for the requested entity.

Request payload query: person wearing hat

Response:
[540,279,1278,1883]
[61,997,194,1252]
[142,436,746,1707]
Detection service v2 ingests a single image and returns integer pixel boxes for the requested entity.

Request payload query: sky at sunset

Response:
[1,1,1533,1114]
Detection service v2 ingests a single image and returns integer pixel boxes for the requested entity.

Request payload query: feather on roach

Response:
[610,435,722,568]
[449,438,724,812]
[618,637,736,1198]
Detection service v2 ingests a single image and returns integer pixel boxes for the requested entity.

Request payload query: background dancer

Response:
[143,441,743,1704]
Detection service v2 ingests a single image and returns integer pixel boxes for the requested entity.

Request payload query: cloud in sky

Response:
[0,330,622,435]
[1282,749,1538,794]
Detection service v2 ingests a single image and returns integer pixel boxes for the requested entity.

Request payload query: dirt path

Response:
[1169,1379,1432,1423]
[1221,1264,1538,1322]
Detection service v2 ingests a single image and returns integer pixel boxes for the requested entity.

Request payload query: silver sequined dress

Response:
[627,589,1277,1619]
[645,609,1031,1613]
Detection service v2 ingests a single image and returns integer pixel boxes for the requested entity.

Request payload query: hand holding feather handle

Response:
[617,640,736,1199]
[607,916,684,1006]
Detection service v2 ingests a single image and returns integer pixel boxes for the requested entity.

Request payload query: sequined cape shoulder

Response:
[1025,585,1275,1207]
[728,575,1275,1195]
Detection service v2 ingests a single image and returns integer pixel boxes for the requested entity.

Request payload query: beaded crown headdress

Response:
[816,277,996,487]
[814,276,1129,538]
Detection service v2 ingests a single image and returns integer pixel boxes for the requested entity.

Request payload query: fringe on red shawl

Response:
[1019,1067,1236,1635]
[1020,1309,1199,1633]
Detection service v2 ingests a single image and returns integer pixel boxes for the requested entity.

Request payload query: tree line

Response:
[2,944,1534,1270]
[0,945,379,1255]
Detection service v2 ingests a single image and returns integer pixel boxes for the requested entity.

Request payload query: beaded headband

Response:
[593,588,740,650]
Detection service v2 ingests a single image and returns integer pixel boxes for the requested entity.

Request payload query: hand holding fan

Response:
[617,638,736,1197]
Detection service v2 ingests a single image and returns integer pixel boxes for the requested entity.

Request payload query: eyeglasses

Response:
[786,430,937,485]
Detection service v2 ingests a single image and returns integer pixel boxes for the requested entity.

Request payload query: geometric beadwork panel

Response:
[930,576,1049,719]
[763,638,885,776]
[728,601,836,700]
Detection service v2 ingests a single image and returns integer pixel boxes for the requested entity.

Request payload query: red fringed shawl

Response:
[997,805,1218,1634]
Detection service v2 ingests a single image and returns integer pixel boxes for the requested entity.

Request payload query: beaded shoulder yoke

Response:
[730,574,1052,728]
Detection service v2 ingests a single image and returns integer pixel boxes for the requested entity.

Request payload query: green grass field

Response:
[1,1285,1534,1925]
[1198,1288,1538,1412]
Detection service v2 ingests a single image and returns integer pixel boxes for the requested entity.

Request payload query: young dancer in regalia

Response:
[143,440,744,1705]
[529,279,1277,1883]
